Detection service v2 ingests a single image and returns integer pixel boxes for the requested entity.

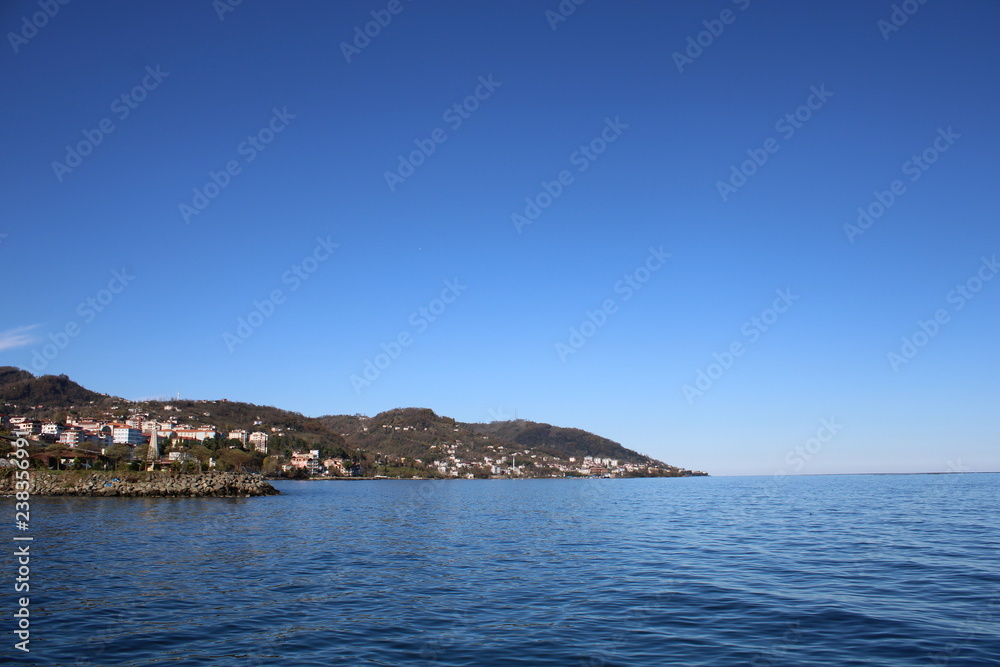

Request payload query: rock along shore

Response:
[0,471,280,497]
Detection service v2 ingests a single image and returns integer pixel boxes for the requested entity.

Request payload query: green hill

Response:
[0,369,704,476]
[462,419,660,465]
[0,367,107,409]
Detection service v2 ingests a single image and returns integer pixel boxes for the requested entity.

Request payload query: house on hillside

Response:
[249,431,269,453]
[41,422,63,436]
[173,428,217,442]
[291,449,323,475]
[13,420,41,437]
[111,424,144,445]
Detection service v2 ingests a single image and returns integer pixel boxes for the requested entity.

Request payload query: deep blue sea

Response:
[5,474,999,666]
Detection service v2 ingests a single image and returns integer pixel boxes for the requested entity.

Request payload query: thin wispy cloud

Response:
[0,324,40,352]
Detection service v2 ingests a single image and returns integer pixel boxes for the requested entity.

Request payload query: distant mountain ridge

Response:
[462,419,666,466]
[0,367,702,476]
[322,408,661,468]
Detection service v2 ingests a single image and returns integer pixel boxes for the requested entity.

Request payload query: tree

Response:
[218,447,253,471]
[285,467,309,480]
[203,435,228,452]
[105,443,133,461]
[261,456,282,475]
[189,445,212,464]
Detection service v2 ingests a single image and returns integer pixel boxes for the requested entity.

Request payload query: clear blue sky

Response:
[2,0,998,476]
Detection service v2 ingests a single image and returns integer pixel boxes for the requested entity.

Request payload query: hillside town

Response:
[3,407,267,465]
[1,407,705,479]
[0,369,706,479]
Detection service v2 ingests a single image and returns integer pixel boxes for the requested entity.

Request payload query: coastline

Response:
[279,474,708,481]
[0,470,280,497]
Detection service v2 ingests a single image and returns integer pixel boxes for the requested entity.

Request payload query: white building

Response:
[71,419,105,431]
[249,431,269,453]
[59,427,84,446]
[41,422,63,436]
[112,424,144,445]
[72,431,113,448]
[228,429,249,446]
[173,428,217,442]
[14,421,41,437]
[323,458,348,476]
[291,449,322,474]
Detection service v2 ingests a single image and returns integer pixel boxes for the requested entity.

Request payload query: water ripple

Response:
[7,475,1000,666]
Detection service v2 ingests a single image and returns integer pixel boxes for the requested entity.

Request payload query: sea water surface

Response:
[8,474,1000,666]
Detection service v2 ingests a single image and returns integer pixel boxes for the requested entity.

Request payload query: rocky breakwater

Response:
[1,471,280,497]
